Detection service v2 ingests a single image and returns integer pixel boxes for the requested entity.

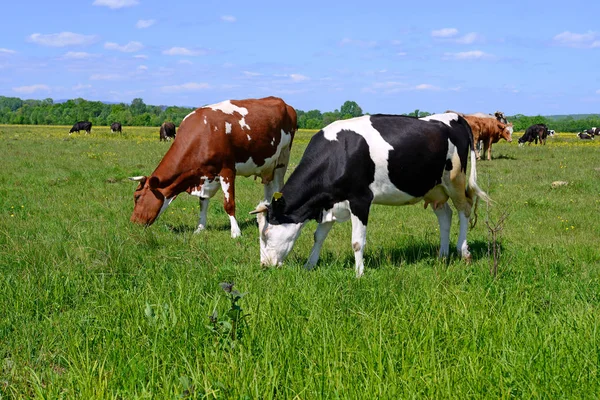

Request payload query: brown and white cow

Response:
[463,116,513,160]
[130,96,297,238]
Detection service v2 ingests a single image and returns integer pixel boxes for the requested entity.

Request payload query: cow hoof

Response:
[194,226,206,234]
[303,261,316,271]
[231,229,242,239]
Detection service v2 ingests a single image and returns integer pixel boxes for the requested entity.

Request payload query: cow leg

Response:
[304,221,334,270]
[456,211,471,261]
[485,139,492,161]
[263,165,286,201]
[219,170,241,238]
[433,203,452,257]
[350,213,368,278]
[194,198,211,234]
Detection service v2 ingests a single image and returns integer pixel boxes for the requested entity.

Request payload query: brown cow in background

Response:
[464,116,513,160]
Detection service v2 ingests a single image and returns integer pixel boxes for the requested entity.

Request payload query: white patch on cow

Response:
[433,203,452,257]
[208,100,251,130]
[323,116,419,205]
[321,201,351,223]
[203,116,207,125]
[235,129,292,178]
[189,176,220,199]
[225,122,232,134]
[182,110,195,123]
[214,126,218,131]
[420,112,458,127]
[246,134,252,141]
[446,139,456,162]
[350,213,367,278]
[229,215,241,238]
[220,177,231,202]
[257,208,304,266]
[156,196,175,219]
[271,138,275,146]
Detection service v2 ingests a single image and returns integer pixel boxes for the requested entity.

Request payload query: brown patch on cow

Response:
[352,242,361,252]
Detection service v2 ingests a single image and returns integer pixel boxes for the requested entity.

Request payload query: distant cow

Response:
[159,122,176,141]
[131,97,297,238]
[518,124,548,146]
[584,127,598,137]
[548,129,555,136]
[250,113,490,277]
[578,132,594,140]
[110,122,122,133]
[69,121,92,135]
[446,110,511,153]
[463,116,513,160]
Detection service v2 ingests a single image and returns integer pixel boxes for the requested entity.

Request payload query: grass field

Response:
[1,124,600,398]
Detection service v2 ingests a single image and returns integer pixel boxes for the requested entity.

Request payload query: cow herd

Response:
[63,98,593,277]
[128,96,493,277]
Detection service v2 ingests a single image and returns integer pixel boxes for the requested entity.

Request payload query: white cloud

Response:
[431,28,458,38]
[137,65,148,71]
[0,48,16,54]
[162,47,205,56]
[62,51,97,59]
[443,50,492,60]
[221,15,236,22]
[455,32,483,44]
[73,83,92,91]
[243,71,262,77]
[136,19,155,29]
[553,31,600,48]
[13,84,50,94]
[28,32,98,47]
[340,38,378,48]
[415,83,439,91]
[397,52,407,56]
[290,74,309,82]
[178,59,193,65]
[93,0,139,9]
[133,54,148,59]
[161,82,211,92]
[90,73,122,81]
[104,41,144,52]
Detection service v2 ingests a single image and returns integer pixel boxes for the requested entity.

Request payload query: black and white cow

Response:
[583,127,598,137]
[578,132,594,140]
[250,113,490,277]
[110,122,122,133]
[69,121,92,135]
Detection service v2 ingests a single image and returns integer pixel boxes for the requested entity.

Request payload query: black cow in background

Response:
[578,132,594,140]
[583,127,598,137]
[69,121,92,135]
[159,122,176,141]
[110,122,122,133]
[518,124,548,146]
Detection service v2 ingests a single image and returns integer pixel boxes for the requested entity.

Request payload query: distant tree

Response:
[340,101,363,118]
[130,98,147,115]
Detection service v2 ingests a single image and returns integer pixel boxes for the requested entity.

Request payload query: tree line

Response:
[0,95,598,132]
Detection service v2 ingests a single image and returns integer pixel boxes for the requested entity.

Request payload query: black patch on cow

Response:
[268,129,375,225]
[445,159,453,171]
[370,114,470,197]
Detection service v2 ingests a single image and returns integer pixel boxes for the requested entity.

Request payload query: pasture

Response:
[1,124,599,398]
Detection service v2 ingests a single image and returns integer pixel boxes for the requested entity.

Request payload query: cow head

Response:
[250,194,304,266]
[503,123,513,142]
[130,175,173,226]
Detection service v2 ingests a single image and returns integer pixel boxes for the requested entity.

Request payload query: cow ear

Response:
[272,192,286,213]
[148,176,160,190]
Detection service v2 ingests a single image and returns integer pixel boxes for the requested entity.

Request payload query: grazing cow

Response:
[578,132,594,140]
[69,121,92,135]
[250,113,490,277]
[110,122,122,133]
[548,129,555,136]
[130,96,297,238]
[159,122,176,141]
[518,124,549,146]
[584,127,598,137]
[463,116,513,160]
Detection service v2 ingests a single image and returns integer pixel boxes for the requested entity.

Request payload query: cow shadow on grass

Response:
[304,239,493,271]
[491,154,517,161]
[166,218,257,235]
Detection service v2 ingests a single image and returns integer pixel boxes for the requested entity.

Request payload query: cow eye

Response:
[134,194,141,203]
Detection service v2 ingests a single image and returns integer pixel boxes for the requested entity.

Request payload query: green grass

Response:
[1,125,600,398]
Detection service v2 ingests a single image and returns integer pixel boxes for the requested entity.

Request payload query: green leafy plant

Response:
[207,282,249,346]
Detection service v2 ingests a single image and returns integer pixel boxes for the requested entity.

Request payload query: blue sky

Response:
[1,0,599,115]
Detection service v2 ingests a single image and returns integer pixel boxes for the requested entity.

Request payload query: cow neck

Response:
[151,138,204,199]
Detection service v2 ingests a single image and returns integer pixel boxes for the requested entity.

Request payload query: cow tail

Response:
[467,147,492,228]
